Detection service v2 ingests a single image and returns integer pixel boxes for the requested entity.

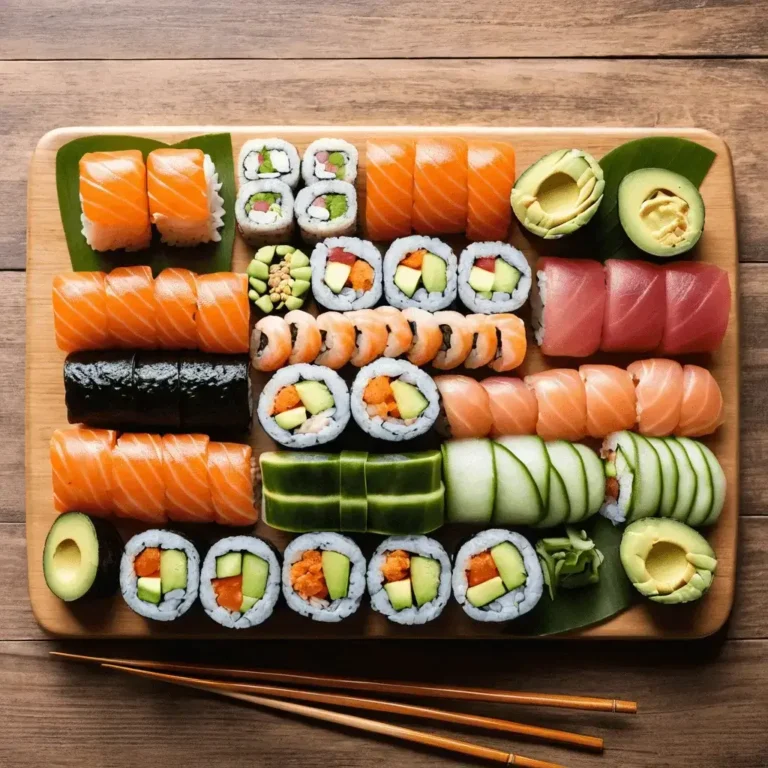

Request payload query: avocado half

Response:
[618,168,705,257]
[620,518,716,605]
[510,149,605,239]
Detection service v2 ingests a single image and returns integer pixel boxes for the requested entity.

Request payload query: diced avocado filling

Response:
[421,252,447,293]
[324,261,352,293]
[137,577,162,605]
[274,405,308,431]
[248,246,311,314]
[391,380,428,420]
[271,380,334,433]
[242,553,269,600]
[492,259,521,293]
[490,542,527,591]
[468,265,495,294]
[325,193,348,220]
[381,551,440,610]
[160,549,187,593]
[294,380,335,415]
[465,545,528,608]
[393,265,422,297]
[216,551,243,579]
[384,579,413,610]
[322,550,351,600]
[466,576,506,608]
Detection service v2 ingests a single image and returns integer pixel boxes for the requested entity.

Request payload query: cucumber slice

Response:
[340,450,367,533]
[602,430,639,470]
[646,437,679,519]
[442,440,495,524]
[365,451,442,496]
[545,441,588,523]
[535,466,569,528]
[664,437,697,521]
[263,490,341,532]
[674,437,713,526]
[572,443,605,520]
[494,435,550,509]
[626,434,662,522]
[697,442,726,527]
[367,486,445,534]
[491,443,543,525]
[260,452,340,496]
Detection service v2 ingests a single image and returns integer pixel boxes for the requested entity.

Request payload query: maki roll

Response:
[235,180,294,246]
[251,316,292,372]
[258,364,350,448]
[295,181,358,244]
[238,138,300,188]
[247,245,312,315]
[368,536,451,625]
[315,312,356,370]
[453,530,543,622]
[301,138,358,185]
[282,532,366,622]
[383,236,457,311]
[120,530,200,622]
[200,536,281,629]
[458,242,531,314]
[311,237,382,311]
[351,359,439,441]
[346,310,389,367]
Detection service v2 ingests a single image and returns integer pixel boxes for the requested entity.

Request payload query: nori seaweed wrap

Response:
[134,351,182,428]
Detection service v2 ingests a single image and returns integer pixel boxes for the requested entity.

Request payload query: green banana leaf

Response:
[56,133,236,274]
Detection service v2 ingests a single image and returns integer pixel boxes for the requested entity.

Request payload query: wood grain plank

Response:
[1,59,767,269]
[2,0,767,59]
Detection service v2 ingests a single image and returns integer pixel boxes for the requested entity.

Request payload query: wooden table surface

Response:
[2,3,768,766]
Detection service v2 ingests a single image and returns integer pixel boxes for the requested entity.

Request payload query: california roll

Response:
[295,180,358,244]
[458,242,531,314]
[311,237,382,311]
[238,138,300,188]
[301,138,358,185]
[236,180,294,246]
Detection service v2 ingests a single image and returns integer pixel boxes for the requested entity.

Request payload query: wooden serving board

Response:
[26,126,739,639]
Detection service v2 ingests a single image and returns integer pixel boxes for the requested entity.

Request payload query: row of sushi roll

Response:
[53,267,249,354]
[435,360,724,442]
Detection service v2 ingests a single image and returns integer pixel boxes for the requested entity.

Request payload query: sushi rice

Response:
[458,242,531,314]
[311,237,383,311]
[238,138,300,188]
[301,138,359,185]
[235,180,294,246]
[295,180,358,244]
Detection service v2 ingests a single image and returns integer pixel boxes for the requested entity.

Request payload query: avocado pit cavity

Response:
[639,189,690,247]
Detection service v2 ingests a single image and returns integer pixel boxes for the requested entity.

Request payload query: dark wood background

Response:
[2,3,768,765]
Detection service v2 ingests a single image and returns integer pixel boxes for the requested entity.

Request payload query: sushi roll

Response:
[463,315,498,369]
[285,310,322,365]
[487,314,527,373]
[295,181,358,244]
[375,306,414,358]
[238,138,301,188]
[351,359,439,441]
[258,364,350,448]
[120,530,200,622]
[315,312,356,369]
[247,245,312,315]
[383,236,457,311]
[200,536,281,629]
[452,529,543,623]
[251,316,292,372]
[368,536,451,625]
[346,309,389,367]
[282,532,366,622]
[301,138,359,185]
[402,307,442,366]
[235,180,294,246]
[147,148,225,246]
[431,310,473,370]
[458,242,531,314]
[311,237,383,311]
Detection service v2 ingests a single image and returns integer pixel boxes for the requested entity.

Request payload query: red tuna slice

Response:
[316,151,329,163]
[535,257,606,358]
[251,201,270,213]
[475,257,497,273]
[601,260,665,353]
[312,196,327,208]
[658,263,731,355]
[328,248,357,266]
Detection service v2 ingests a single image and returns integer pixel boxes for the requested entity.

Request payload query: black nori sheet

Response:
[133,351,182,429]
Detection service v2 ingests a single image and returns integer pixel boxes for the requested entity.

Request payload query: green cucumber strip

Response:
[442,440,495,524]
[664,437,697,521]
[365,451,442,496]
[260,452,340,496]
[367,486,445,535]
[676,437,714,527]
[697,442,726,527]
[535,466,569,528]
[603,431,638,470]
[263,490,341,532]
[491,443,543,526]
[572,443,605,520]
[494,435,550,509]
[646,437,679,519]
[626,434,662,522]
[340,450,368,533]
[545,441,588,523]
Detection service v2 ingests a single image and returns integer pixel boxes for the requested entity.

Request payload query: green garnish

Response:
[258,147,275,174]
[535,527,605,601]
[245,191,280,214]
[326,193,348,220]
[328,151,346,179]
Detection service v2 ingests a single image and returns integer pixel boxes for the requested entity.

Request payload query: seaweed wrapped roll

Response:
[458,242,532,314]
[301,138,358,185]
[235,180,295,246]
[238,138,300,188]
[311,237,382,311]
[295,181,357,244]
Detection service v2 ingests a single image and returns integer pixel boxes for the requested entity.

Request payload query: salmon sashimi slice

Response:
[466,141,516,241]
[627,358,684,437]
[52,272,111,352]
[434,375,493,439]
[525,369,588,441]
[365,139,415,241]
[104,266,158,349]
[78,150,151,252]
[154,268,198,349]
[161,433,214,522]
[488,314,527,372]
[579,364,637,439]
[412,138,468,235]
[51,427,117,516]
[480,376,538,437]
[196,273,250,354]
[207,442,257,526]
[675,365,725,437]
[112,433,168,523]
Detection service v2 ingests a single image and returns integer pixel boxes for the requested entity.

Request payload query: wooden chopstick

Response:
[104,663,568,768]
[51,651,637,714]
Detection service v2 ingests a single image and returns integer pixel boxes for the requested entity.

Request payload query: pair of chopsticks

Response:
[51,652,637,767]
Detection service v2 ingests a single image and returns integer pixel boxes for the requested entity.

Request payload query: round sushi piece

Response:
[238,138,301,188]
[346,309,389,367]
[235,180,294,246]
[251,316,292,372]
[452,529,543,623]
[295,180,358,244]
[458,242,531,314]
[432,311,473,370]
[351,358,439,441]
[464,314,498,369]
[383,236,458,311]
[301,138,359,185]
[120,530,200,622]
[368,536,451,625]
[282,532,366,622]
[311,237,382,311]
[258,364,350,448]
[285,310,322,365]
[402,307,442,366]
[376,307,413,358]
[200,536,281,629]
[315,312,356,369]
[434,375,493,439]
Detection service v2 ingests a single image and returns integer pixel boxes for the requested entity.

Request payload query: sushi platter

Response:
[26,126,738,639]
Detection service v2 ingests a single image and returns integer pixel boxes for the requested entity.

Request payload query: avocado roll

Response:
[200,536,281,629]
[295,180,358,245]
[238,138,300,188]
[235,180,295,246]
[452,530,543,622]
[120,530,200,622]
[311,237,383,312]
[301,138,358,185]
[368,536,451,625]
[282,532,366,622]
[458,242,532,314]
[133,351,181,429]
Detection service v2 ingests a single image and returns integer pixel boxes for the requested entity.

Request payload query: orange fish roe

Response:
[466,551,499,587]
[363,376,394,405]
[400,249,427,270]
[382,550,411,583]
[349,260,375,292]
[272,384,302,415]
[134,547,161,578]
[605,476,620,500]
[213,575,243,612]
[290,550,329,601]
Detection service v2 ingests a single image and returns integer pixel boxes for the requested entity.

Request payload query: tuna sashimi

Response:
[434,375,493,439]
[659,263,731,354]
[104,266,158,348]
[480,376,538,437]
[412,138,468,235]
[154,268,198,349]
[207,442,258,526]
[533,257,606,358]
[112,433,168,523]
[579,364,637,438]
[601,260,665,352]
[675,365,725,437]
[161,433,214,522]
[195,273,250,354]
[466,141,516,241]
[52,272,111,352]
[525,369,587,441]
[627,358,684,437]
[365,139,415,241]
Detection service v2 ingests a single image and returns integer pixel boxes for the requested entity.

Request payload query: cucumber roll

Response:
[120,530,200,622]
[235,180,295,246]
[458,242,532,314]
[368,536,451,625]
[257,364,350,448]
[311,237,383,311]
[295,181,358,244]
[200,536,281,629]
[282,532,366,622]
[301,138,358,185]
[383,236,458,311]
[452,530,543,622]
[238,138,300,188]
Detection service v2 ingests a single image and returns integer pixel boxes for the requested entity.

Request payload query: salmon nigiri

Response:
[365,139,415,241]
[251,316,292,372]
[154,268,198,349]
[375,306,413,359]
[315,312,356,369]
[488,314,526,372]
[466,141,516,241]
[112,433,168,523]
[196,273,250,354]
[207,442,257,526]
[675,365,725,437]
[579,364,637,438]
[627,358,684,437]
[412,138,468,235]
[434,375,493,439]
[525,369,587,441]
[105,266,157,349]
[52,272,111,352]
[161,433,214,523]
[347,309,389,367]
[480,376,538,437]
